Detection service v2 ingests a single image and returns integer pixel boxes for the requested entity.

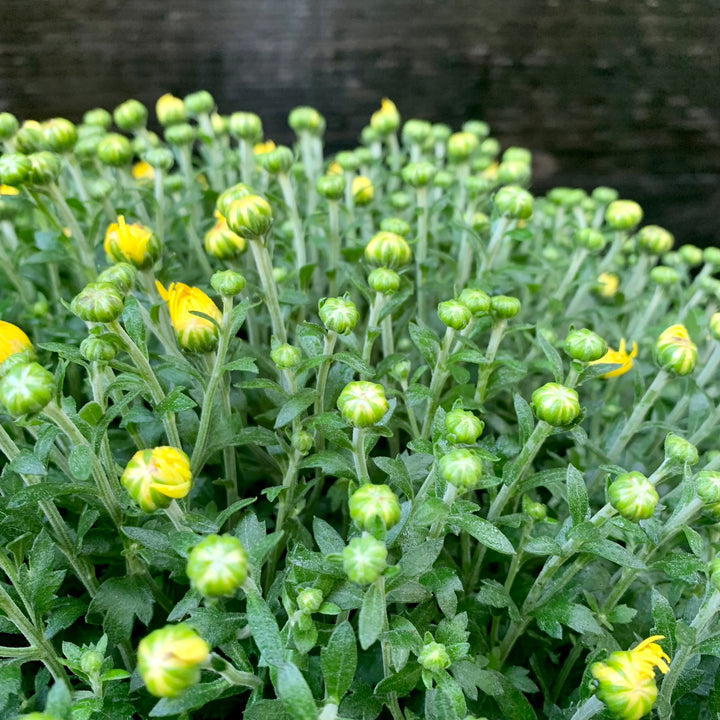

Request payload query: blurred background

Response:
[1,0,718,244]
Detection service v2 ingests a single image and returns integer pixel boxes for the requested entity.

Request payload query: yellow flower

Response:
[253,139,276,156]
[0,184,19,196]
[482,162,499,180]
[156,281,221,353]
[596,272,620,298]
[353,175,374,206]
[328,161,344,176]
[590,339,638,378]
[655,323,697,375]
[104,215,161,269]
[121,446,192,512]
[132,160,155,181]
[371,98,401,135]
[0,321,34,369]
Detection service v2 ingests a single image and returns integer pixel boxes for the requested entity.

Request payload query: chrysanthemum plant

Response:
[0,94,719,720]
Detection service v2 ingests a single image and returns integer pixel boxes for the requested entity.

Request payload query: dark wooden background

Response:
[2,0,719,244]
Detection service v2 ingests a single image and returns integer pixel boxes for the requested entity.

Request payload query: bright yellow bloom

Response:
[253,139,276,156]
[596,272,620,298]
[590,339,638,378]
[328,161,344,176]
[371,98,401,134]
[121,446,192,512]
[0,184,19,196]
[353,175,374,206]
[0,321,34,368]
[156,281,221,353]
[104,215,161,269]
[132,160,155,181]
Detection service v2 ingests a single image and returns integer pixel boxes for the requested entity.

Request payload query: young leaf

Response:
[359,582,385,650]
[321,621,358,704]
[566,464,589,526]
[245,590,284,667]
[453,514,515,555]
[275,662,317,720]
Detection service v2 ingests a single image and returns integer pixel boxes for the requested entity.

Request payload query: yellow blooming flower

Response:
[0,321,34,369]
[104,215,161,269]
[328,161,344,176]
[591,635,670,720]
[0,184,19,196]
[253,139,276,156]
[132,160,155,181]
[596,272,620,298]
[156,281,222,353]
[590,338,638,378]
[353,175,374,206]
[121,446,192,512]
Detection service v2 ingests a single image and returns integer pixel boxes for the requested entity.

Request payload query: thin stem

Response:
[377,575,404,720]
[278,173,307,273]
[479,217,511,276]
[416,186,429,322]
[249,237,287,345]
[314,332,338,416]
[352,428,369,483]
[474,319,507,403]
[421,327,456,439]
[553,248,589,302]
[328,200,341,295]
[362,293,385,369]
[568,696,605,720]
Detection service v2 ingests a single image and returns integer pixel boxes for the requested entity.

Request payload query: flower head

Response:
[590,339,638,378]
[0,321,34,370]
[595,272,620,298]
[655,323,697,375]
[132,161,155,182]
[0,184,19,196]
[121,446,192,512]
[253,139,276,156]
[157,281,221,353]
[104,216,161,269]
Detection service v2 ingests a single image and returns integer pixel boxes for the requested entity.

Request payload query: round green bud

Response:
[291,431,314,455]
[701,277,720,299]
[0,112,19,140]
[465,176,496,197]
[531,383,580,427]
[490,295,521,319]
[365,231,412,269]
[438,300,472,331]
[608,471,658,522]
[591,186,619,205]
[447,132,479,163]
[494,185,533,219]
[431,123,452,143]
[402,119,432,146]
[144,147,175,171]
[319,296,360,335]
[288,106,325,135]
[226,195,273,239]
[155,94,187,127]
[80,334,120,363]
[316,174,346,201]
[164,173,185,193]
[678,244,704,267]
[439,448,483,491]
[42,118,77,153]
[14,121,45,153]
[370,100,401,136]
[79,649,104,677]
[0,153,32,186]
[211,270,246,297]
[402,161,437,188]
[697,471,720,504]
[458,288,491,316]
[575,228,606,253]
[709,313,720,341]
[186,534,249,597]
[360,124,380,145]
[389,191,412,210]
[380,217,410,237]
[419,641,451,672]
[216,183,253,218]
[211,113,229,138]
[183,90,215,117]
[74,134,103,162]
[97,133,133,166]
[470,153,495,173]
[337,381,389,427]
[433,170,454,189]
[368,268,401,295]
[522,495,547,521]
[258,146,294,175]
[97,263,137,293]
[82,108,112,129]
[70,283,125,324]
[445,408,484,445]
[113,99,148,132]
[636,225,674,255]
[605,200,643,231]
[0,362,55,416]
[342,534,387,585]
[479,137,501,157]
[391,360,411,385]
[463,120,490,140]
[229,112,263,142]
[137,623,209,698]
[503,146,532,165]
[353,176,374,206]
[704,246,720,267]
[497,160,531,186]
[335,150,360,172]
[297,588,323,614]
[655,324,697,376]
[164,123,196,147]
[564,328,608,362]
[273,267,288,284]
[271,343,302,370]
[26,152,62,185]
[649,266,679,286]
[664,433,698,466]
[87,178,113,201]
[349,484,402,532]
[471,212,491,236]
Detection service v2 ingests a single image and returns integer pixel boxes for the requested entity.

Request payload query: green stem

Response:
[154,167,165,242]
[47,183,96,279]
[278,173,307,273]
[416,186,429,322]
[249,237,287,344]
[328,200,341,295]
[552,248,589,302]
[352,428,369,484]
[474,319,507,403]
[362,293,385,369]
[479,217,511,276]
[377,575,404,720]
[421,327,456,439]
[568,696,605,720]
[314,332,338,416]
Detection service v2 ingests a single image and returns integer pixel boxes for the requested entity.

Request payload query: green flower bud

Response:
[82,108,112,129]
[342,534,387,585]
[664,433,698,466]
[164,173,185,193]
[608,471,658,521]
[360,125,380,146]
[470,212,491,236]
[591,186,619,205]
[401,119,432,146]
[97,263,137,293]
[353,176,374,206]
[216,183,253,218]
[42,118,77,153]
[186,534,249,597]
[419,641,451,672]
[297,588,324,614]
[503,146,532,164]
[316,174,346,201]
[368,268,401,295]
[391,360,411,385]
[531,383,580,427]
[575,228,606,253]
[445,408,484,444]
[649,266,678,286]
[97,133,133,166]
[471,153,495,173]
[288,106,325,135]
[402,161,437,188]
[447,132,478,163]
[379,217,410,237]
[497,160,531,186]
[0,362,55,416]
[0,153,32,186]
[144,147,175,171]
[319,296,360,335]
[258,146,294,175]
[88,178,113,201]
[463,120,490,140]
[70,283,125,324]
[26,152,62,185]
[154,94,187,127]
[389,191,412,210]
[704,246,720,267]
[494,185,533,219]
[0,112,19,140]
[211,270,246,297]
[226,195,273,240]
[655,324,697,376]
[522,495,547,521]
[433,170,454,189]
[16,714,56,720]
[271,343,302,370]
[458,288,491,316]
[636,225,674,255]
[80,649,104,677]
[183,90,215,117]
[479,137,501,157]
[229,112,263,142]
[678,244,704,267]
[439,448,483,491]
[365,231,412,269]
[337,381,389,427]
[709,313,720,342]
[74,134,103,162]
[370,99,401,136]
[490,295,521,319]
[696,471,720,504]
[564,328,608,362]
[80,334,120,363]
[431,123,452,143]
[438,300,472,331]
[113,99,148,132]
[349,483,402,532]
[605,200,643,231]
[14,121,45,153]
[137,623,210,698]
[333,150,358,172]
[291,431,314,455]
[273,267,288,284]
[164,123,196,147]
[465,176,495,197]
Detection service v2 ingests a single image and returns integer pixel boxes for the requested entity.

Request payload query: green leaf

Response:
[120,526,174,553]
[224,356,259,373]
[39,342,85,364]
[475,580,521,622]
[275,662,317,720]
[122,296,146,349]
[523,537,562,556]
[9,449,46,477]
[409,321,440,366]
[299,450,355,478]
[375,664,422,697]
[313,517,345,555]
[307,412,353,449]
[398,539,445,579]
[68,444,94,481]
[234,426,279,446]
[608,605,638,625]
[372,456,414,498]
[274,388,317,429]
[584,539,647,569]
[537,330,564,383]
[45,680,73,720]
[334,351,374,377]
[493,673,538,720]
[245,590,284,667]
[86,577,155,644]
[652,550,704,583]
[215,497,257,529]
[566,464,589,525]
[534,596,602,639]
[321,621,358,703]
[150,679,228,716]
[288,544,345,578]
[513,394,534,446]
[652,588,677,654]
[683,525,705,558]
[8,482,98,508]
[155,386,197,415]
[453,514,515,555]
[358,582,385,650]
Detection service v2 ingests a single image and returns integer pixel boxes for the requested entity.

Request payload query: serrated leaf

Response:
[453,514,515,555]
[321,621,357,703]
[375,664,422,697]
[155,386,197,414]
[299,450,355,477]
[234,426,279,446]
[86,577,155,644]
[475,580,521,622]
[566,464,589,526]
[8,482,98,508]
[224,356,259,373]
[359,582,385,650]
[409,321,440,366]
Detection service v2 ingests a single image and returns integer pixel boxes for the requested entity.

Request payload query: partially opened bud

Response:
[156,94,187,126]
[226,195,273,239]
[438,300,472,331]
[186,534,249,597]
[137,623,209,698]
[319,296,360,335]
[352,176,374,206]
[343,534,388,585]
[419,641,451,672]
[370,98,400,136]
[216,183,253,218]
[70,283,125,323]
[458,288,491,316]
[0,321,34,372]
[595,272,620,299]
[104,216,162,269]
[447,132,478,163]
[157,282,221,353]
[365,231,412,269]
[121,446,192,512]
[204,217,246,260]
[337,381,389,427]
[335,151,360,172]
[636,225,674,255]
[297,588,324,614]
[114,99,148,132]
[608,471,658,521]
[439,448,483,491]
[494,185,533,219]
[605,200,643,231]
[531,383,580,427]
[97,133,133,166]
[349,484,402,531]
[445,408,484,445]
[655,324,697,376]
[0,362,55,416]
[522,495,547,521]
[565,328,608,362]
[258,146,294,175]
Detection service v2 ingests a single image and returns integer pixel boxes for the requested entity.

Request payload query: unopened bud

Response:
[445,408,484,445]
[649,266,678,286]
[490,295,521,319]
[43,118,77,154]
[438,300,472,331]
[229,112,263,142]
[349,484,402,532]
[288,106,325,135]
[292,431,314,455]
[113,99,148,132]
[211,270,246,297]
[458,288,491,316]
[342,534,388,585]
[439,448,483,491]
[531,383,580,427]
[297,588,324,614]
[83,108,112,129]
[389,191,411,210]
[319,296,360,335]
[402,161,436,188]
[494,185,533,220]
[678,244,704,267]
[97,263,137,293]
[316,174,346,201]
[258,146,294,175]
[70,283,125,324]
[226,195,273,239]
[605,200,643,231]
[576,228,606,254]
[337,381,389,427]
[204,219,246,260]
[271,343,302,370]
[636,225,674,255]
[186,534,249,597]
[97,133,133,166]
[0,154,32,186]
[664,433,698,466]
[697,471,720,505]
[0,112,19,141]
[368,268,401,295]
[419,641,451,672]
[365,231,412,269]
[80,334,120,363]
[565,328,608,363]
[522,495,547,521]
[353,176,374,206]
[184,90,215,117]
[155,94,187,127]
[26,152,62,185]
[0,362,55,416]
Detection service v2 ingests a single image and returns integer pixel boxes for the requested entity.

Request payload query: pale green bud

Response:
[438,300,472,331]
[258,146,294,175]
[402,161,436,188]
[83,108,113,129]
[297,588,324,614]
[664,433,698,466]
[80,335,120,363]
[271,343,302,370]
[216,183,253,218]
[186,534,249,597]
[0,112,19,140]
[575,228,606,253]
[365,231,412,268]
[183,90,215,116]
[0,362,55,416]
[113,99,148,132]
[211,270,246,297]
[316,174,346,201]
[379,217,410,237]
[368,268,401,295]
[591,186,619,205]
[97,263,137,294]
[564,328,608,362]
[458,288,491,316]
[288,106,325,135]
[605,200,643,231]
[319,296,360,334]
[463,120,490,140]
[26,152,62,185]
[419,641,451,672]
[494,185,533,219]
[342,534,387,585]
[649,266,678,286]
[531,383,580,427]
[70,283,125,324]
[445,408,484,444]
[439,448,483,491]
[490,295,521,319]
[97,133,133,166]
[447,132,478,163]
[229,112,263,142]
[0,153,32,186]
[291,431,314,455]
[678,244,704,267]
[337,381,389,427]
[608,471,658,521]
[497,160,531,186]
[43,118,77,153]
[349,483,401,532]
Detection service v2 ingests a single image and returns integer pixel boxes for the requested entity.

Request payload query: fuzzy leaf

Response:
[359,582,385,650]
[246,589,284,667]
[276,662,317,720]
[321,621,358,703]
[566,464,589,526]
[86,577,154,644]
[274,388,317,429]
[454,514,515,555]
